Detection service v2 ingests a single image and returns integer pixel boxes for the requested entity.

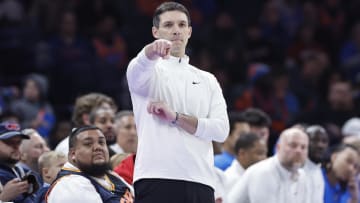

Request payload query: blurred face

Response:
[242,139,268,169]
[278,129,309,170]
[328,82,353,110]
[23,80,40,102]
[70,129,109,177]
[332,148,359,182]
[308,131,329,163]
[250,126,269,142]
[61,12,76,36]
[0,136,23,165]
[92,108,116,145]
[228,122,250,149]
[22,133,50,165]
[44,157,67,183]
[153,10,192,57]
[115,115,137,153]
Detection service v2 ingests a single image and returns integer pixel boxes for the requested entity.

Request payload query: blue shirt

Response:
[322,168,351,203]
[214,151,235,171]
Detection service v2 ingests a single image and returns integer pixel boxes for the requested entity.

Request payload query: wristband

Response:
[171,112,179,124]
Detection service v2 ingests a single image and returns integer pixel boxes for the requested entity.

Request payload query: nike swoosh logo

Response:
[192,81,200,84]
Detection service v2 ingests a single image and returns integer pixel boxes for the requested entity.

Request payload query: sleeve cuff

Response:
[194,118,207,139]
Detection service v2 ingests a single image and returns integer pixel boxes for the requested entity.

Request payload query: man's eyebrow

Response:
[82,137,93,142]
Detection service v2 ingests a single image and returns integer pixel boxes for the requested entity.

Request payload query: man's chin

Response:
[78,162,110,177]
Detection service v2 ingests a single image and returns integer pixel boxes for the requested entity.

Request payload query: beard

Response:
[77,161,111,177]
[0,155,20,165]
[104,131,116,145]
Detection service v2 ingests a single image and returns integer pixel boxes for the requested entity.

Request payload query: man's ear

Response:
[152,26,159,39]
[187,26,192,38]
[69,149,76,162]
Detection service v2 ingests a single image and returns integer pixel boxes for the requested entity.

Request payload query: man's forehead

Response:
[78,129,104,139]
[286,134,308,145]
[159,10,188,23]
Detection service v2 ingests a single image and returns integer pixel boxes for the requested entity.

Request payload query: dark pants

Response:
[134,178,215,203]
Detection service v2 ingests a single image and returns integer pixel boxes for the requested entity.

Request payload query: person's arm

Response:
[126,39,172,96]
[147,75,229,142]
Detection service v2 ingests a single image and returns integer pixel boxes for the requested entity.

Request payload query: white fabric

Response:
[54,136,69,155]
[47,162,134,202]
[110,143,125,154]
[214,167,228,203]
[227,156,310,203]
[127,49,229,189]
[47,162,102,203]
[224,160,245,191]
[303,159,324,203]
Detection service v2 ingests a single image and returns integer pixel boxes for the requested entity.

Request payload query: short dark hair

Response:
[153,2,191,28]
[241,108,271,127]
[234,132,261,154]
[228,111,246,135]
[69,125,100,148]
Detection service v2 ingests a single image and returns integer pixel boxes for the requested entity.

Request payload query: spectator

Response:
[110,110,137,154]
[227,127,310,203]
[0,122,39,203]
[55,92,117,155]
[89,106,117,157]
[304,125,329,203]
[322,144,359,203]
[46,126,133,202]
[18,128,50,173]
[214,112,250,170]
[33,151,66,203]
[224,132,267,191]
[11,74,55,138]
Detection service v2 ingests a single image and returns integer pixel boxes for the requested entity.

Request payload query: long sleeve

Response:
[194,74,229,142]
[126,48,157,97]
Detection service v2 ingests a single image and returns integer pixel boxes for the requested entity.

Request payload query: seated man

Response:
[227,127,310,203]
[46,126,133,203]
[0,122,39,203]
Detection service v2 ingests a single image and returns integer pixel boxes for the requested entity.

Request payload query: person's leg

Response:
[185,181,215,203]
[134,179,186,203]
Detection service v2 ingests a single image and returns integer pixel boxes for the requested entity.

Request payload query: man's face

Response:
[115,115,137,153]
[93,108,116,145]
[308,131,329,163]
[229,122,250,149]
[332,148,359,182]
[24,80,40,102]
[242,139,267,169]
[71,129,109,176]
[152,10,192,57]
[250,126,269,142]
[21,133,50,164]
[0,136,23,165]
[278,131,308,170]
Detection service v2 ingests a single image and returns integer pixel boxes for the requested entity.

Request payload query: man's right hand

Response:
[145,39,172,60]
[0,178,30,201]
